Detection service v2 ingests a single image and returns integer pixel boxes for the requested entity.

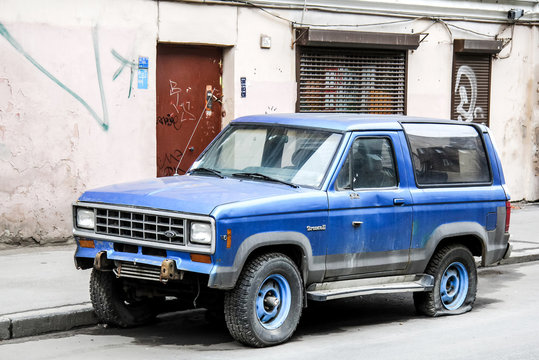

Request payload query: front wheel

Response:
[414,245,477,316]
[90,269,161,327]
[224,253,303,347]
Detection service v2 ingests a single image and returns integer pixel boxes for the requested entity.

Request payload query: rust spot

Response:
[160,259,183,283]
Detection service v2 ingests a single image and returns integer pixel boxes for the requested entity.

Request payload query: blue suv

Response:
[73,114,511,347]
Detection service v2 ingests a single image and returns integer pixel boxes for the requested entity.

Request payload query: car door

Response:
[325,131,413,279]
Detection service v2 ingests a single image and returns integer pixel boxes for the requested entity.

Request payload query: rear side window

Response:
[403,123,490,185]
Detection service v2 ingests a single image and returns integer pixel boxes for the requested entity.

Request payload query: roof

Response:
[232,113,481,133]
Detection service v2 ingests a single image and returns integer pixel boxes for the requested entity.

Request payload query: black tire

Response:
[224,253,303,347]
[414,245,477,317]
[89,269,160,327]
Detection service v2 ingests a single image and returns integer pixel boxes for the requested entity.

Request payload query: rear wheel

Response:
[90,269,160,327]
[414,245,477,316]
[224,253,303,347]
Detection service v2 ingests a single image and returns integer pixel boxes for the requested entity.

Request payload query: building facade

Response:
[0,0,538,245]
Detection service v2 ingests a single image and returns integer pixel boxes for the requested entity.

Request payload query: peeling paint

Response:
[0,143,9,159]
[535,125,539,176]
[0,78,12,110]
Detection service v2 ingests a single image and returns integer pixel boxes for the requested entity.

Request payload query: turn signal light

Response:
[190,253,212,264]
[78,239,95,248]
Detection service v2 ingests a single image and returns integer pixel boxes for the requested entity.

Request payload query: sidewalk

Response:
[1,203,538,340]
[499,203,539,264]
[0,246,95,340]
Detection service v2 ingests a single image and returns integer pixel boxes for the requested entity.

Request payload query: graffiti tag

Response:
[156,114,181,130]
[0,23,109,131]
[455,65,484,122]
[169,80,196,121]
[157,149,185,176]
[111,49,137,98]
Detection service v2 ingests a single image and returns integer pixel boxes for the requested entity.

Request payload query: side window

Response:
[336,137,398,190]
[403,123,490,185]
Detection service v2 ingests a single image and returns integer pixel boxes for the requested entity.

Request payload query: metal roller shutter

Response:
[451,53,491,125]
[298,47,406,114]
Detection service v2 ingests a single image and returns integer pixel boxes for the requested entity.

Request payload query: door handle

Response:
[352,221,363,227]
[393,198,405,206]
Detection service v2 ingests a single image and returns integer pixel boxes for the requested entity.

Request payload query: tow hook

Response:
[160,259,184,283]
[94,251,112,271]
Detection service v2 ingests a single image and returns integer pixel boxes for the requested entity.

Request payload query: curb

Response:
[0,303,97,340]
[498,253,539,266]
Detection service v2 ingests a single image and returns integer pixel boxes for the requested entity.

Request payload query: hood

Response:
[78,175,312,215]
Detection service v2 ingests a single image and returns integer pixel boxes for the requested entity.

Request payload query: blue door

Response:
[325,131,413,279]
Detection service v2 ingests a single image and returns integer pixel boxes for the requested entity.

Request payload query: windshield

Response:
[191,125,343,188]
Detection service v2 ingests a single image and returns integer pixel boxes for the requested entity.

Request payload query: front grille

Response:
[74,202,215,254]
[96,208,185,245]
[114,262,161,282]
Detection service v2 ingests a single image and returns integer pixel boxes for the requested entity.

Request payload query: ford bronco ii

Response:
[73,113,511,347]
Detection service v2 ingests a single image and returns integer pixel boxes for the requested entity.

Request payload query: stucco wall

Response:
[407,20,454,117]
[490,25,539,201]
[0,0,537,246]
[233,8,297,118]
[0,0,158,246]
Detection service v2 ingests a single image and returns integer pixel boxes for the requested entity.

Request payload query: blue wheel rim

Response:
[256,274,291,329]
[440,262,469,310]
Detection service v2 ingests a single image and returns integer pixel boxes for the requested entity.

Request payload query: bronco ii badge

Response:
[306,225,326,232]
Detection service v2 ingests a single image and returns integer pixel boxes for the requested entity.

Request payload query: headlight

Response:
[190,222,212,245]
[77,208,95,230]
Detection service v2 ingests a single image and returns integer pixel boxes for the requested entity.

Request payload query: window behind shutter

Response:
[298,47,406,114]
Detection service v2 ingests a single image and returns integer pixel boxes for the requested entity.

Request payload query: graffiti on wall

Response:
[156,148,184,177]
[454,65,484,122]
[0,23,110,131]
[155,79,201,175]
[111,49,137,99]
[155,80,197,131]
[169,80,196,123]
[156,113,180,129]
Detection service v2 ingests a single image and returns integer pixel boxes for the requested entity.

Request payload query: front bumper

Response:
[74,237,214,281]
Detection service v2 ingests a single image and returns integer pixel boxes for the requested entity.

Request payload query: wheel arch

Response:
[208,231,324,290]
[247,244,305,277]
[432,235,484,259]
[423,222,487,269]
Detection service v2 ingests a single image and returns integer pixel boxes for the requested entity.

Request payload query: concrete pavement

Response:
[0,202,538,341]
[0,246,95,340]
[499,203,539,264]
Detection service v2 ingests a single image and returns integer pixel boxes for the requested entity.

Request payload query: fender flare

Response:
[208,231,324,289]
[409,221,488,273]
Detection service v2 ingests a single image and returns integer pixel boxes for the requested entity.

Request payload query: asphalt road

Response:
[1,261,538,360]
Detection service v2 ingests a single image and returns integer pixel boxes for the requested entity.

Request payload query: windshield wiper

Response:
[232,172,299,188]
[188,167,225,179]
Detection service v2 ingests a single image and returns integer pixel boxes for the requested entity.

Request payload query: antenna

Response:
[174,88,216,176]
